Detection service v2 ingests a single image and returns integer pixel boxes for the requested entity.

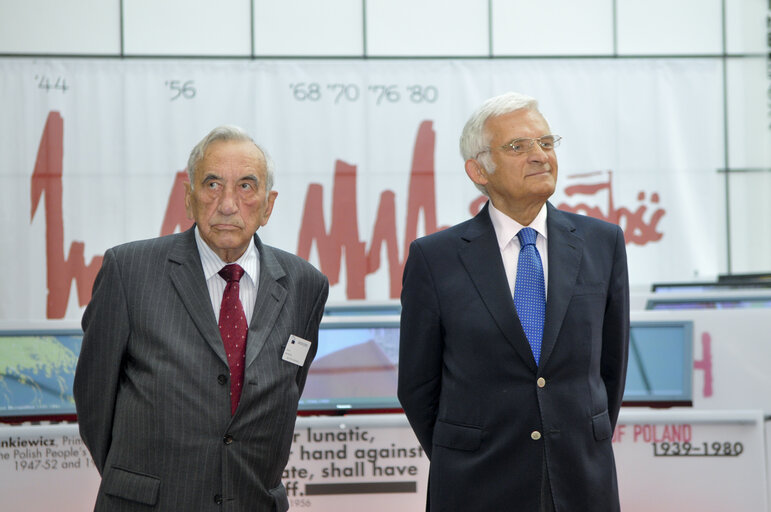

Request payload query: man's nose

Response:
[527,143,549,163]
[218,186,239,214]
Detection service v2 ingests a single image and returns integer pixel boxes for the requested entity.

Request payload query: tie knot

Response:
[218,264,245,283]
[517,227,538,247]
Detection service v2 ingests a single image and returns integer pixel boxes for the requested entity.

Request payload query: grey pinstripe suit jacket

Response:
[73,227,329,511]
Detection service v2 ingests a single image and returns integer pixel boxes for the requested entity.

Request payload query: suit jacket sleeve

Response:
[397,240,443,458]
[296,273,329,395]
[73,248,130,474]
[602,225,630,429]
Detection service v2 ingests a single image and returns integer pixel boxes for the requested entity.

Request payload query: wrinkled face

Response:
[185,139,277,263]
[473,109,558,211]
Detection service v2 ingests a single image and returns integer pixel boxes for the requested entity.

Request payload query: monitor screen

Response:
[299,316,401,413]
[0,327,82,420]
[623,320,693,406]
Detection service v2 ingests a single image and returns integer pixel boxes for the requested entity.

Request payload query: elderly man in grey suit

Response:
[74,126,329,511]
[398,92,629,511]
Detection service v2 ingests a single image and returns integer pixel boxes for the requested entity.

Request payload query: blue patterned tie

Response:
[514,227,546,365]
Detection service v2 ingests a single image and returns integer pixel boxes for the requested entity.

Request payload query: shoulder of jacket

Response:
[262,244,327,281]
[108,232,184,259]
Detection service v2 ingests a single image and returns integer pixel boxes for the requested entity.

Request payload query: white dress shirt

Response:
[488,202,549,299]
[194,227,259,325]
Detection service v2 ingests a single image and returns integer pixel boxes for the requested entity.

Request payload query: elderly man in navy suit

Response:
[74,126,328,511]
[398,92,629,511]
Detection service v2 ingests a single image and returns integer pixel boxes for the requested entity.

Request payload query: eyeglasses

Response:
[476,135,562,157]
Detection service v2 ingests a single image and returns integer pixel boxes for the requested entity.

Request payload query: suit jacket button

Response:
[214,494,223,504]
[217,374,228,385]
[223,434,234,445]
[531,430,542,441]
[537,377,546,388]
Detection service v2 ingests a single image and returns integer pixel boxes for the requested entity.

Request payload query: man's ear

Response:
[259,190,278,227]
[465,159,488,187]
[184,181,195,220]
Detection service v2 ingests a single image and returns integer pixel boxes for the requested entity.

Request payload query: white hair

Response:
[187,125,275,191]
[459,92,541,196]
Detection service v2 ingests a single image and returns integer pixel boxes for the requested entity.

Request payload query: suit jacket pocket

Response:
[592,410,612,441]
[102,465,161,506]
[433,421,482,451]
[269,482,289,512]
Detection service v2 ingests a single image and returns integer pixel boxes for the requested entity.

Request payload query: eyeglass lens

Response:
[509,135,560,153]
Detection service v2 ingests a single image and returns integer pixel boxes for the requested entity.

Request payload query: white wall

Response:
[0,0,766,57]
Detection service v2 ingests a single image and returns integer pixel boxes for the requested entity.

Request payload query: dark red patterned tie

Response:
[218,264,248,415]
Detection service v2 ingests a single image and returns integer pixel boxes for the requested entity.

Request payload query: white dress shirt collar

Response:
[488,201,548,251]
[193,226,259,287]
[488,201,550,298]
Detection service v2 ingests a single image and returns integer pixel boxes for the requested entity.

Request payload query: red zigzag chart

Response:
[30,112,664,318]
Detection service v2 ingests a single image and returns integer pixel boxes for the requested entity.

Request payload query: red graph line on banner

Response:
[30,112,103,319]
[693,332,713,398]
[557,170,665,245]
[30,113,664,316]
[160,171,194,236]
[297,121,448,299]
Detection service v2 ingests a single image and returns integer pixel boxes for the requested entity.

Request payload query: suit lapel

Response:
[245,235,287,369]
[168,228,228,365]
[540,203,582,366]
[458,204,538,371]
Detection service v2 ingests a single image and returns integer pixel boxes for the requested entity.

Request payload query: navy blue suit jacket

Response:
[398,202,629,511]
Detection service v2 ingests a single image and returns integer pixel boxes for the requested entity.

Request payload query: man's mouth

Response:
[526,168,551,177]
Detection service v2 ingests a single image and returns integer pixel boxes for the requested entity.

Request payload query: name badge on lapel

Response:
[282,335,311,366]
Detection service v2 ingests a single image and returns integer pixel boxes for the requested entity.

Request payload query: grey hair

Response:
[187,125,275,192]
[459,92,540,196]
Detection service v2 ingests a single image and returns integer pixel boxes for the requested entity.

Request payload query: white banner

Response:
[0,423,100,510]
[2,410,767,512]
[614,410,768,512]
[1,58,727,320]
[285,415,429,511]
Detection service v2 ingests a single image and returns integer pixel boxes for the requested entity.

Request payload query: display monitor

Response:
[0,326,82,422]
[646,296,771,310]
[651,276,771,293]
[299,316,401,413]
[301,317,695,412]
[0,317,694,419]
[623,320,693,407]
[717,272,771,285]
[324,302,401,317]
[651,282,726,293]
